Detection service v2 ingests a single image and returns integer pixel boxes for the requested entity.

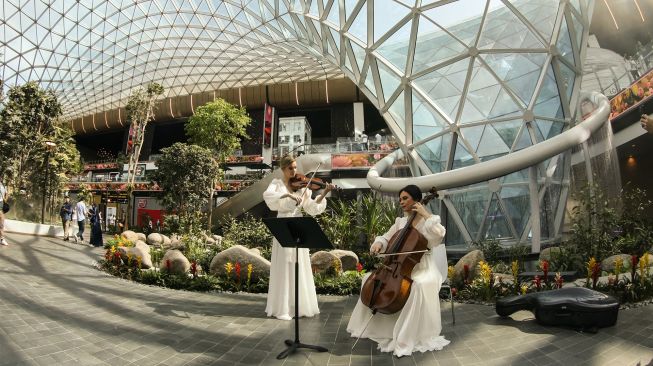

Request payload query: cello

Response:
[359,187,439,315]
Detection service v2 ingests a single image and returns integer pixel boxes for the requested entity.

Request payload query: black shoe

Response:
[63,237,69,241]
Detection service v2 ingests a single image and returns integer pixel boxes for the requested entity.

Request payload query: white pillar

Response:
[353,102,364,136]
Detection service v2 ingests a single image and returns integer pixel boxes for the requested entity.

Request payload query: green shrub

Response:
[218,214,272,251]
[314,270,364,295]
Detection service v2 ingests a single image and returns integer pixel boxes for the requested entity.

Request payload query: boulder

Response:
[573,273,630,287]
[161,249,190,275]
[170,234,182,247]
[201,232,216,245]
[454,250,485,283]
[134,240,148,249]
[161,234,172,246]
[601,254,632,273]
[310,251,342,275]
[137,233,147,242]
[147,233,164,246]
[539,247,562,262]
[209,245,271,280]
[117,241,153,269]
[249,247,262,257]
[330,249,359,271]
[121,230,139,243]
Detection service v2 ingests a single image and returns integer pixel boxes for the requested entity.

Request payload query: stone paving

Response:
[1,232,653,366]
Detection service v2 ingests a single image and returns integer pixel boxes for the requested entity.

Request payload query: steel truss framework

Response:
[1,0,592,246]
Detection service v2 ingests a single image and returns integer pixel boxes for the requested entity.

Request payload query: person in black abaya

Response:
[89,204,103,247]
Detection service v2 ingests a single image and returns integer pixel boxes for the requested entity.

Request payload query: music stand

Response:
[263,216,333,359]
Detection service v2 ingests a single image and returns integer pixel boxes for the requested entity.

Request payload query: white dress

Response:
[346,215,450,357]
[263,178,327,320]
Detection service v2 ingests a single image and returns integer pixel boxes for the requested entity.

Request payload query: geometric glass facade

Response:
[1,0,594,248]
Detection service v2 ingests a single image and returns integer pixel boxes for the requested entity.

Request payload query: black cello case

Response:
[496,287,619,331]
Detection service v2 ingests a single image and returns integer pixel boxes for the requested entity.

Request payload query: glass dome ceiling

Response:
[1,0,593,248]
[0,0,344,120]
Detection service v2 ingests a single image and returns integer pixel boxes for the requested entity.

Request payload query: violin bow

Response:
[298,161,323,202]
[375,249,429,257]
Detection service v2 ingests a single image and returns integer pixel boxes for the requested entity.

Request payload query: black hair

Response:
[399,184,421,201]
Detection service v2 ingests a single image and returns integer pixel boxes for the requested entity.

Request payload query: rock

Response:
[134,240,148,249]
[117,241,153,269]
[166,234,184,250]
[573,273,630,287]
[249,247,261,257]
[330,250,359,271]
[310,251,342,275]
[209,245,270,280]
[539,247,562,262]
[454,250,485,283]
[147,233,164,246]
[170,234,182,247]
[201,232,216,245]
[137,233,147,242]
[161,234,171,246]
[161,249,190,274]
[601,254,632,273]
[121,230,139,243]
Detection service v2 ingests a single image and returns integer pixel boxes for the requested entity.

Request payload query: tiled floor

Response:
[0,232,652,365]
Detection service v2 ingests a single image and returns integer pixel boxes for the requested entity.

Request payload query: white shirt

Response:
[0,183,5,203]
[75,201,87,222]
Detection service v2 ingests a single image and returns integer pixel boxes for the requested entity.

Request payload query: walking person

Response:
[0,180,9,246]
[89,203,103,247]
[75,196,89,243]
[59,197,73,241]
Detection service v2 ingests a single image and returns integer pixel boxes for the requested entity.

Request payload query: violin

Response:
[288,173,333,192]
[359,187,439,315]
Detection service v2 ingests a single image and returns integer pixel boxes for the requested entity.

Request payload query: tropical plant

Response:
[152,143,220,235]
[0,82,81,222]
[185,98,251,231]
[217,214,272,254]
[318,198,357,250]
[565,182,653,272]
[124,82,164,229]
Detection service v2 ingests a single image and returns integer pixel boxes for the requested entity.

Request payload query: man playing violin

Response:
[262,155,334,320]
[347,184,449,357]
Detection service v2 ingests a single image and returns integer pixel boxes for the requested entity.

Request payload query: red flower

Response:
[451,287,458,297]
[541,260,549,273]
[235,262,241,280]
[591,263,601,289]
[533,275,542,291]
[555,275,564,289]
[190,261,197,278]
[631,255,638,281]
[165,259,172,272]
[356,262,363,273]
[113,251,121,265]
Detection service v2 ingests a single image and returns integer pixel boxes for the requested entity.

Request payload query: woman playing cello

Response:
[263,155,334,320]
[347,184,449,357]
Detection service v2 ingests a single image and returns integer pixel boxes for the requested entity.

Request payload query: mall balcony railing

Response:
[271,136,399,160]
[69,175,150,183]
[583,51,653,99]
